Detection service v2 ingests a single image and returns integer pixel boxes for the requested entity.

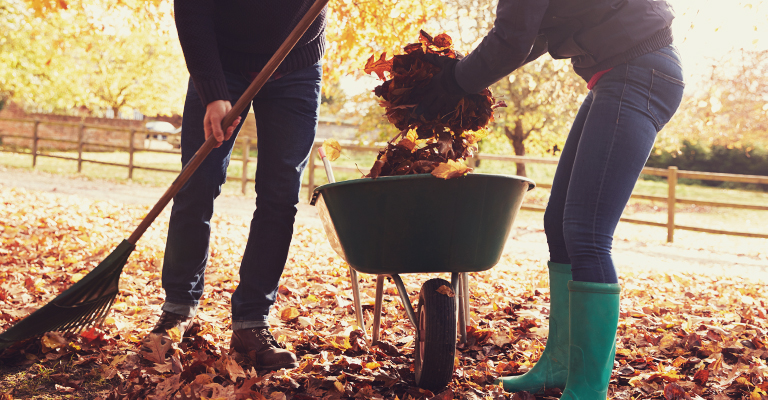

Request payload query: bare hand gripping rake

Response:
[0,0,329,351]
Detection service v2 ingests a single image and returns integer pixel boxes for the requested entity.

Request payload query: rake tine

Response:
[59,303,90,332]
[66,305,97,334]
[63,300,102,333]
[96,296,117,329]
[77,296,113,333]
[52,310,86,334]
[88,295,116,332]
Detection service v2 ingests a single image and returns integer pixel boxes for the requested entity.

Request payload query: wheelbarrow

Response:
[310,152,535,392]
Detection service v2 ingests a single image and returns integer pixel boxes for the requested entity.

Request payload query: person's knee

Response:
[543,207,562,241]
[562,219,613,260]
[561,219,589,257]
[255,197,298,217]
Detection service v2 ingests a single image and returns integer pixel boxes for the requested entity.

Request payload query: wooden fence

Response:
[0,117,183,179]
[305,143,768,243]
[2,117,767,243]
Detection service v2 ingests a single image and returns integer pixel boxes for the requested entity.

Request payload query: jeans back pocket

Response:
[648,69,685,131]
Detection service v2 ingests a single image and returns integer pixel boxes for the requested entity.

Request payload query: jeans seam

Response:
[651,50,682,68]
[651,69,685,87]
[590,66,629,283]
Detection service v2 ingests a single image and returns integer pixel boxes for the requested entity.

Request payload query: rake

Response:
[0,0,329,351]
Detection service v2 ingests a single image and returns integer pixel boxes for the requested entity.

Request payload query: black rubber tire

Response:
[414,278,457,392]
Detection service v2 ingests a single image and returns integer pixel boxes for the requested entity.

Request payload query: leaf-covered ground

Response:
[1,184,767,400]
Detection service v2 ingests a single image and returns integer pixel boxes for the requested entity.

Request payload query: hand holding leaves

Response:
[413,53,467,120]
[363,30,504,179]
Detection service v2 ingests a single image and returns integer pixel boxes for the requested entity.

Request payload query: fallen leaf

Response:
[222,355,246,381]
[663,382,690,400]
[41,332,68,353]
[140,333,171,364]
[364,52,393,81]
[431,160,472,180]
[280,307,300,321]
[322,138,342,161]
[436,285,455,297]
[167,327,182,343]
[693,369,709,386]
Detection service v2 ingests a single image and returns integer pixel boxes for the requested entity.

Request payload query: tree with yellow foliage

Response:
[1,0,187,117]
[3,0,447,118]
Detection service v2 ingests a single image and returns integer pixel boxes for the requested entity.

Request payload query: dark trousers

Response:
[161,62,322,329]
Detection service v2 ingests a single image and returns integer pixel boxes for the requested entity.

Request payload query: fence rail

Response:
[2,116,767,242]
[304,143,768,243]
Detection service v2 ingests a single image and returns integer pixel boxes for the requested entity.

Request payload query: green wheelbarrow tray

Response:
[310,172,534,392]
[310,173,535,275]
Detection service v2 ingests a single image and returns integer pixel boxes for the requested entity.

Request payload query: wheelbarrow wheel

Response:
[414,278,456,392]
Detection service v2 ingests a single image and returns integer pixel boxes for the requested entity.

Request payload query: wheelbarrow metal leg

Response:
[349,266,366,333]
[372,275,385,343]
[462,272,470,329]
[454,273,467,344]
[390,274,417,327]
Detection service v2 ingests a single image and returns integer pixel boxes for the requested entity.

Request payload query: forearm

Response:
[454,0,549,94]
[175,0,229,105]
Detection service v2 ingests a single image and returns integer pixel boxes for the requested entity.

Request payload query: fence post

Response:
[307,143,317,202]
[77,123,85,172]
[241,137,250,195]
[32,119,40,168]
[667,166,677,243]
[466,154,478,170]
[128,130,135,179]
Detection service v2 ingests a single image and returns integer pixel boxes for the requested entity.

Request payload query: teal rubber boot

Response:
[560,280,621,400]
[495,262,571,393]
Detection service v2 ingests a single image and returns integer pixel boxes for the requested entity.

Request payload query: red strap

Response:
[587,68,612,90]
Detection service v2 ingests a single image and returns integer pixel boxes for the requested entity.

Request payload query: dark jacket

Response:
[455,0,675,94]
[175,0,327,106]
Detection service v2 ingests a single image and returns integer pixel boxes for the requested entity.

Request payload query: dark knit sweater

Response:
[455,0,675,94]
[175,0,327,106]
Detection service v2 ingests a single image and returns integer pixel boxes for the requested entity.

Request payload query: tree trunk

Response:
[504,121,527,177]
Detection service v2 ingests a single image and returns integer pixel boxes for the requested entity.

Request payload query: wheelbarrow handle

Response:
[127,0,330,245]
[318,146,336,184]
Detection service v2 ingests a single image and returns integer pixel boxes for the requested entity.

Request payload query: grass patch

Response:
[0,357,114,400]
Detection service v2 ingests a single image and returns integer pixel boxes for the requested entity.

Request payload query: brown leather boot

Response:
[231,328,298,370]
[141,311,194,350]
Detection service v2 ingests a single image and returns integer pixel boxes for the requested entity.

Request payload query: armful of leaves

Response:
[363,30,506,179]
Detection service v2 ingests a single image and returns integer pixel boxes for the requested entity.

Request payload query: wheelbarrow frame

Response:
[310,164,534,391]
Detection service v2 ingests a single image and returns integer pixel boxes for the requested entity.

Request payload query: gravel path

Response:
[2,166,767,281]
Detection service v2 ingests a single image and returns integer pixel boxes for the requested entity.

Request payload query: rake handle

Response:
[127,0,329,245]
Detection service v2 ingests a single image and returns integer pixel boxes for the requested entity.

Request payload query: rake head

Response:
[0,240,135,351]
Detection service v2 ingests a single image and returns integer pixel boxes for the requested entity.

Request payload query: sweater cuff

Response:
[192,78,230,106]
[454,59,487,95]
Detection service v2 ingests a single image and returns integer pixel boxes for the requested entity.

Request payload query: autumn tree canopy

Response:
[1,0,447,118]
[0,0,187,117]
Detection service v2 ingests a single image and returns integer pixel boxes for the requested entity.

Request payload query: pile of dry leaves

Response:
[1,184,767,400]
[363,31,505,179]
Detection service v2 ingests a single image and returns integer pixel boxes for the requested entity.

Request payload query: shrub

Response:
[646,140,768,189]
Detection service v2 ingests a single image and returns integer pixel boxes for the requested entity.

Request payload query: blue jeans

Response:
[162,62,322,329]
[544,45,684,283]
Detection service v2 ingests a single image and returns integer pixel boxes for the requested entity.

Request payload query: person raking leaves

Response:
[141,0,327,371]
[413,0,684,398]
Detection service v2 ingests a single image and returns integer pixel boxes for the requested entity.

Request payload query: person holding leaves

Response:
[417,0,684,397]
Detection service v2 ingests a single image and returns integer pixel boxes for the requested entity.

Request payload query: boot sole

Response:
[229,346,299,371]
